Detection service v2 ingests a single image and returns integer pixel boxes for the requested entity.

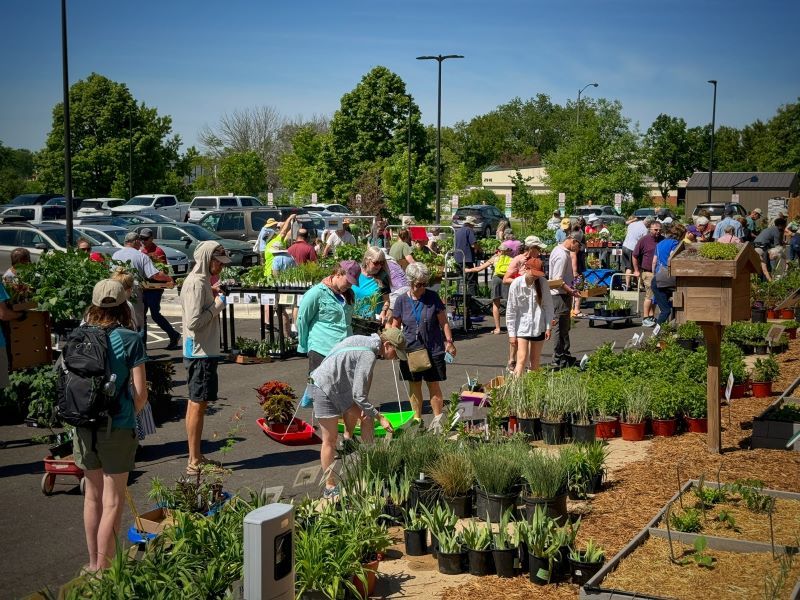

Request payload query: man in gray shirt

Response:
[549,235,581,368]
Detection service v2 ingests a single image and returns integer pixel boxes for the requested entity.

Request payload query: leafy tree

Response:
[510,170,538,225]
[0,142,38,202]
[36,73,187,199]
[762,99,800,172]
[216,151,267,195]
[381,150,435,219]
[642,114,693,201]
[277,126,328,200]
[543,99,644,213]
[462,188,502,210]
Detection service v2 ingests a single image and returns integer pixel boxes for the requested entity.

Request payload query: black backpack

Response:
[56,325,120,442]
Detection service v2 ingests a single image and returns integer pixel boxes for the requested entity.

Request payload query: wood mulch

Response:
[438,339,800,600]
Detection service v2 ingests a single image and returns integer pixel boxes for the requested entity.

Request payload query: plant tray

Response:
[580,286,608,298]
[231,354,272,364]
[751,383,800,451]
[337,410,416,437]
[9,310,52,371]
[257,417,314,442]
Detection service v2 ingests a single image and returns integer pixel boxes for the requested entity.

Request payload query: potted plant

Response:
[649,380,681,437]
[384,470,410,524]
[676,321,702,351]
[541,371,575,444]
[751,355,779,398]
[462,520,495,576]
[568,538,605,586]
[402,506,427,556]
[589,374,623,439]
[420,503,458,558]
[255,380,298,432]
[491,508,518,578]
[782,320,799,339]
[683,388,708,433]
[569,374,594,443]
[506,373,543,440]
[235,336,259,357]
[428,451,474,518]
[551,517,581,580]
[521,449,569,524]
[434,528,465,575]
[523,504,560,585]
[470,442,523,522]
[566,442,608,498]
[620,386,650,441]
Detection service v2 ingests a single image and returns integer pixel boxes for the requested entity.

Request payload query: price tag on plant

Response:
[230,293,241,304]
[725,371,734,401]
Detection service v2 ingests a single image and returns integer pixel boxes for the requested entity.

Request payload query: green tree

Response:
[36,73,187,198]
[462,188,502,210]
[543,99,644,213]
[0,142,38,202]
[510,170,538,225]
[642,114,693,201]
[216,151,267,195]
[277,126,328,200]
[762,99,800,172]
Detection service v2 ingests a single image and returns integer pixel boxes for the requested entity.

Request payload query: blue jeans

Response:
[143,290,179,340]
[651,280,672,324]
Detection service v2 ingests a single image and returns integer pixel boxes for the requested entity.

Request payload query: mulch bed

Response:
[439,338,800,600]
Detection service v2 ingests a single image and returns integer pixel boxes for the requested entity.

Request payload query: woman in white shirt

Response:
[506,257,554,376]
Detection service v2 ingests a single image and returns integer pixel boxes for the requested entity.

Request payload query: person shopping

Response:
[651,223,685,325]
[352,247,393,324]
[506,257,553,376]
[466,241,514,334]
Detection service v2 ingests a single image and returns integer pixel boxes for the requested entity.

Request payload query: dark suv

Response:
[199,207,281,243]
[451,205,504,239]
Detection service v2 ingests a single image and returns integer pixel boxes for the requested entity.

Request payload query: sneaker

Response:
[642,318,656,327]
[322,485,340,500]
[621,284,628,291]
[166,335,181,351]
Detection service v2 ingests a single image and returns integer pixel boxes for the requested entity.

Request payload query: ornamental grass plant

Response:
[521,448,570,499]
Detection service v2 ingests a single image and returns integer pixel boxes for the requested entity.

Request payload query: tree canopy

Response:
[643,114,693,201]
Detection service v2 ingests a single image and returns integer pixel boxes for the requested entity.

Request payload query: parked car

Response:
[6,193,61,206]
[274,206,309,220]
[0,222,106,272]
[451,205,505,239]
[631,207,676,221]
[199,207,281,243]
[691,202,748,224]
[0,205,67,223]
[302,203,351,214]
[187,195,262,222]
[76,198,127,216]
[77,212,173,227]
[127,223,260,267]
[570,205,626,225]
[44,196,83,209]
[74,224,192,276]
[113,194,190,221]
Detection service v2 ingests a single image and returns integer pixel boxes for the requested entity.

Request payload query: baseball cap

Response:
[339,260,361,285]
[463,216,478,226]
[524,235,548,249]
[696,216,709,226]
[124,231,140,244]
[211,245,232,264]
[753,208,763,215]
[264,218,279,228]
[379,327,408,360]
[662,217,673,224]
[92,279,127,308]
[560,217,571,228]
[525,257,545,277]
[139,228,154,239]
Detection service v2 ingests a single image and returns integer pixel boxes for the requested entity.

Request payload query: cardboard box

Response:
[9,310,52,371]
[579,286,608,298]
[487,375,505,390]
[136,507,174,535]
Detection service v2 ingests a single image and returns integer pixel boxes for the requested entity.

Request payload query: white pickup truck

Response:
[112,194,190,221]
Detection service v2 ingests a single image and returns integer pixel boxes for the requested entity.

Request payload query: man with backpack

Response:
[181,241,230,475]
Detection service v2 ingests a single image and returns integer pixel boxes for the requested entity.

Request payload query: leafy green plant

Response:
[676,321,702,341]
[521,448,570,499]
[698,242,739,260]
[333,244,365,263]
[469,440,524,494]
[566,442,607,498]
[714,509,740,531]
[622,384,651,424]
[522,504,559,564]
[682,535,714,568]
[148,467,229,514]
[694,477,728,508]
[420,502,458,539]
[4,365,59,426]
[235,336,260,357]
[492,507,517,550]
[670,507,703,533]
[682,386,708,419]
[752,355,780,383]
[649,378,682,419]
[428,450,474,497]
[402,506,425,532]
[768,402,800,422]
[461,520,492,551]
[436,528,463,554]
[569,538,604,563]
[731,479,775,513]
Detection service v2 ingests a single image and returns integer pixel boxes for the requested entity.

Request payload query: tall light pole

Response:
[416,54,464,224]
[61,0,73,247]
[406,94,412,215]
[576,82,598,126]
[707,80,718,203]
[128,108,133,199]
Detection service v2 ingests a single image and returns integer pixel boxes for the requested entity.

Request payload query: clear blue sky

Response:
[2,0,797,152]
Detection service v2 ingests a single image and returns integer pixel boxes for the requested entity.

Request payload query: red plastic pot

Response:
[594,417,619,439]
[767,309,779,320]
[786,328,797,340]
[651,418,677,437]
[751,381,773,398]
[620,421,646,441]
[780,308,794,320]
[352,556,381,598]
[685,416,708,433]
[720,383,748,399]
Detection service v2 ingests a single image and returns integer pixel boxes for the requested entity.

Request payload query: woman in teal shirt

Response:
[73,279,148,572]
[296,261,361,372]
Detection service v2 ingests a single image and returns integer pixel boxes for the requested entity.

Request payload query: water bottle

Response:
[102,373,117,396]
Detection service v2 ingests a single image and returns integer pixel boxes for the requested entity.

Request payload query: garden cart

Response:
[42,454,85,495]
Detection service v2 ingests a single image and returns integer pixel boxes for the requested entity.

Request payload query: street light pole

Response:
[129,108,133,199]
[416,54,464,224]
[406,95,412,215]
[576,82,598,126]
[61,0,73,247]
[707,80,717,204]
[731,175,758,199]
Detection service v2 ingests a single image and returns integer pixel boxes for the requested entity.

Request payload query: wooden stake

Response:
[701,322,722,453]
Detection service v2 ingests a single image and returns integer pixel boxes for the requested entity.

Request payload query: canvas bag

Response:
[406,292,432,373]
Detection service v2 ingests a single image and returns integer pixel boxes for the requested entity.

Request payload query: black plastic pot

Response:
[467,548,495,576]
[518,541,529,573]
[518,417,541,440]
[437,550,465,575]
[751,307,767,323]
[676,338,694,350]
[553,545,571,580]
[383,502,404,524]
[430,534,439,558]
[570,421,595,443]
[587,471,604,494]
[474,488,518,523]
[492,547,517,578]
[523,493,568,524]
[569,554,605,586]
[404,528,427,556]
[528,553,552,585]
[409,477,438,511]
[443,493,472,518]
[753,344,768,355]
[541,420,566,445]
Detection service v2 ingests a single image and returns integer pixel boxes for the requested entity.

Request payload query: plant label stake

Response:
[676,463,684,508]
[579,354,589,369]
[653,323,661,336]
[726,371,734,426]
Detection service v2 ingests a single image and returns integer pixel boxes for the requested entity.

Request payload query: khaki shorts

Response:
[641,271,654,301]
[73,426,137,474]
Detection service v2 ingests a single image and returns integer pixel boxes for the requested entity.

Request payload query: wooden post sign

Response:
[669,241,761,453]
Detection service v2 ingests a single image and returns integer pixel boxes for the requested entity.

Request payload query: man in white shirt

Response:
[622,216,652,289]
[323,221,357,257]
[548,235,581,368]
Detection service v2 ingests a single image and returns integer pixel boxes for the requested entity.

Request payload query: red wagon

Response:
[42,454,85,495]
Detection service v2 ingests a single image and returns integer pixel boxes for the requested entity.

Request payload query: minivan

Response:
[188,195,262,222]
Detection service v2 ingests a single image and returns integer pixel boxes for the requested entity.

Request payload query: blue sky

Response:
[2,0,798,152]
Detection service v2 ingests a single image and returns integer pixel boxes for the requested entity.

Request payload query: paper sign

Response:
[450,195,459,210]
[725,371,734,401]
[297,294,304,304]
[261,294,276,306]
[260,293,270,305]
[505,191,512,208]
[311,192,317,202]
[230,293,241,304]
[614,193,622,212]
[243,293,259,304]
[278,294,294,306]
[355,193,362,205]
[653,323,661,336]
[267,192,274,206]
[731,193,739,203]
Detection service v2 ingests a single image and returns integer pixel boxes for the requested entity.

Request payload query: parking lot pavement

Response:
[0,313,645,598]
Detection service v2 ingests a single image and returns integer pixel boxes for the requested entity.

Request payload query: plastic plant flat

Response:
[337,410,416,437]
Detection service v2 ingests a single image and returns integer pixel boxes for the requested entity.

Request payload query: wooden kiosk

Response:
[669,241,761,453]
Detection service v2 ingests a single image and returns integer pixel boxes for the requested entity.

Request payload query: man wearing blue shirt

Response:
[0,281,25,388]
[455,216,478,330]
[713,206,744,240]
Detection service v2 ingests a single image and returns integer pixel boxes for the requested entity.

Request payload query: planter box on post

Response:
[669,241,761,454]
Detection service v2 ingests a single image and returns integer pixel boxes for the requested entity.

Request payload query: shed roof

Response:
[686,171,798,189]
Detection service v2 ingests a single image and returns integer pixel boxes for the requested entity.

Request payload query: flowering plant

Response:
[255,380,297,424]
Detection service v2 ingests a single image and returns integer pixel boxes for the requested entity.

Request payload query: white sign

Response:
[653,323,661,336]
[311,192,318,202]
[731,193,739,204]
[243,293,259,304]
[261,294,276,306]
[504,191,512,219]
[558,192,566,214]
[579,354,589,369]
[450,195,459,211]
[725,371,734,401]
[614,193,623,212]
[355,193,362,205]
[267,192,274,206]
[229,293,241,304]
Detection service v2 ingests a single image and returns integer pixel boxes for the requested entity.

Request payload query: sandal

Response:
[186,456,223,475]
[491,329,501,334]
[574,312,588,318]
[322,485,341,500]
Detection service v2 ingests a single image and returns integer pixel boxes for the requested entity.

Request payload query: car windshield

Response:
[695,205,725,217]
[180,223,220,241]
[10,195,40,206]
[191,198,215,208]
[454,208,482,218]
[80,201,103,210]
[125,196,155,207]
[92,228,126,244]
[574,207,610,216]
[138,211,174,223]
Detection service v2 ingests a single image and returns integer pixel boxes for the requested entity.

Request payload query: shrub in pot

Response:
[751,355,779,398]
[507,372,545,439]
[255,380,298,430]
[588,374,623,438]
[469,441,523,522]
[420,503,458,558]
[683,387,708,433]
[569,538,605,586]
[620,385,650,441]
[782,320,799,339]
[649,379,681,437]
[435,528,465,575]
[541,370,581,444]
[676,321,702,350]
[521,448,569,523]
[429,449,474,517]
[462,520,495,576]
[402,506,427,556]
[569,374,594,443]
[551,517,581,579]
[566,442,608,498]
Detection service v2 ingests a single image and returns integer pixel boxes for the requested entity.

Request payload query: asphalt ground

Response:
[0,297,648,599]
